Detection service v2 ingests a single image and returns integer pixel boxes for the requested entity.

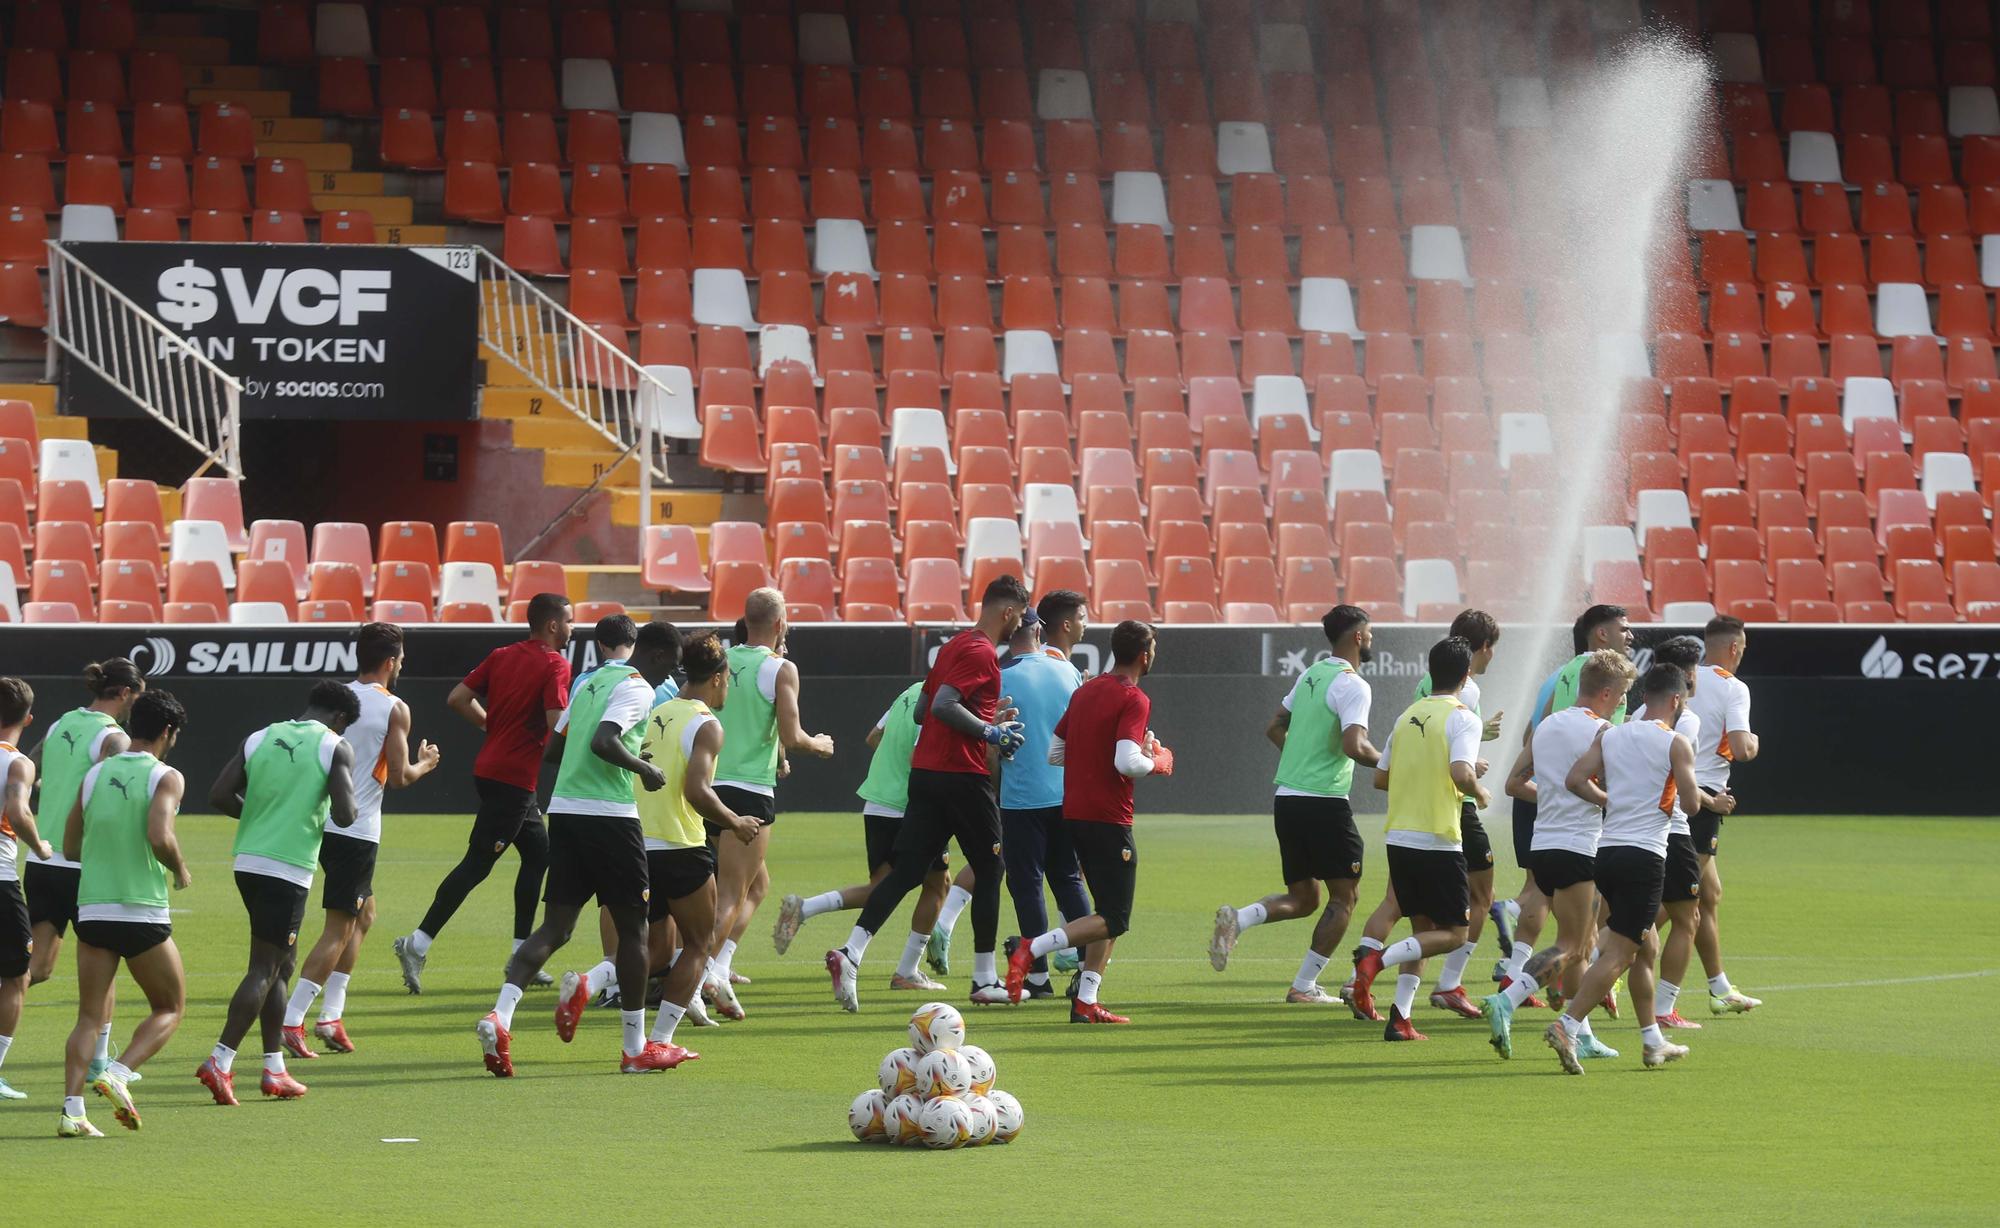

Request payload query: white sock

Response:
[584,959,618,997]
[210,1043,236,1073]
[263,1052,286,1074]
[283,978,323,1028]
[717,939,738,975]
[621,1008,645,1054]
[1437,941,1477,992]
[1640,1023,1665,1047]
[649,1001,685,1045]
[1559,1013,1583,1038]
[1077,969,1102,1005]
[1236,901,1268,930]
[1393,973,1421,1018]
[1509,940,1533,974]
[1708,973,1733,996]
[1502,898,1521,924]
[896,932,929,979]
[1027,971,1051,986]
[843,925,873,964]
[493,982,525,1030]
[972,951,996,985]
[801,889,845,919]
[94,1023,111,1062]
[511,938,524,954]
[107,1060,134,1082]
[937,885,973,933]
[1503,971,1540,1008]
[1293,949,1331,993]
[0,1035,11,1068]
[1380,937,1425,969]
[320,972,350,1021]
[1656,979,1681,1017]
[1028,927,1068,959]
[408,929,433,956]
[63,1095,86,1117]
[1577,1015,1596,1037]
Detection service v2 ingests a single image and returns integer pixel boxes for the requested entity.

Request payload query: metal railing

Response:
[474,247,673,486]
[44,241,243,479]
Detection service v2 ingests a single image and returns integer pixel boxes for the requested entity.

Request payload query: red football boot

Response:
[260,1069,309,1099]
[621,1041,699,1072]
[312,1018,356,1053]
[279,1024,319,1060]
[1382,1008,1429,1041]
[476,1011,514,1077]
[1003,936,1035,1004]
[1428,986,1484,1019]
[1657,1009,1703,1030]
[1349,946,1386,1020]
[195,1058,238,1106]
[1069,1000,1130,1024]
[555,970,589,1043]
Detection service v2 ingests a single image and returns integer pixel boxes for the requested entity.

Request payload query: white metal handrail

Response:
[474,247,672,488]
[43,241,243,479]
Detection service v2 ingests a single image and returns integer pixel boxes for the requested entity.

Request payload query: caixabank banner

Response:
[58,242,480,421]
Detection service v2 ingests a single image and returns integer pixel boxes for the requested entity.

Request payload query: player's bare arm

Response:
[61,791,84,863]
[1564,731,1609,810]
[775,661,835,758]
[1339,722,1381,768]
[590,719,665,792]
[326,740,359,828]
[207,748,248,819]
[1675,736,1734,816]
[385,699,441,788]
[4,757,48,861]
[148,768,192,890]
[686,721,757,843]
[1504,744,1537,802]
[1727,728,1759,763]
[1450,758,1491,810]
[1265,708,1289,750]
[446,682,488,732]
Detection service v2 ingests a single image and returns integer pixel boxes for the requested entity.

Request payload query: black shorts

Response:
[1594,845,1665,944]
[1532,848,1597,893]
[24,860,79,933]
[235,871,310,947]
[1663,832,1702,903]
[1067,820,1137,938]
[0,880,29,978]
[471,776,543,855]
[73,918,171,961]
[1511,798,1537,870]
[545,813,650,912]
[645,846,716,921]
[318,832,378,915]
[1271,794,1365,884]
[1386,844,1470,928]
[714,785,777,828]
[864,813,948,875]
[1461,804,1495,872]
[893,768,1002,871]
[1689,806,1724,857]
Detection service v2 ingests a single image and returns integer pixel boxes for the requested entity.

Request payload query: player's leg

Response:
[927,864,977,974]
[0,881,28,1098]
[722,858,768,974]
[1291,877,1356,1004]
[956,777,1008,1003]
[25,860,74,985]
[281,906,356,1057]
[113,935,185,1074]
[1041,809,1093,973]
[1655,831,1704,1027]
[1694,846,1757,1012]
[1498,799,1545,980]
[832,776,955,1011]
[60,940,119,1135]
[1548,929,1640,1074]
[397,781,526,991]
[775,815,893,954]
[1069,825,1135,1023]
[1215,798,1332,972]
[1431,826,1492,1019]
[605,901,652,1062]
[646,861,715,1062]
[27,922,60,985]
[509,814,551,983]
[1001,806,1055,988]
[706,823,762,984]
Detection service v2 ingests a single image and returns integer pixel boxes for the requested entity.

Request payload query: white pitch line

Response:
[1752,969,1996,993]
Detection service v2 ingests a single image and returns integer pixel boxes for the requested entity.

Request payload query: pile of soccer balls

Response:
[848,1002,1023,1149]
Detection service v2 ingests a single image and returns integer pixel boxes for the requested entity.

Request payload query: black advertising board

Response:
[58,242,480,421]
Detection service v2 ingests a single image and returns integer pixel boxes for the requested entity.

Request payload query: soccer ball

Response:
[962,1093,998,1145]
[916,1048,972,1100]
[877,1046,920,1096]
[918,1095,973,1150]
[987,1089,1023,1143]
[958,1043,996,1095]
[849,1088,888,1142]
[885,1093,927,1146]
[908,1001,965,1054]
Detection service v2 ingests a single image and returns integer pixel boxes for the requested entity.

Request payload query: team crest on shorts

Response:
[1690,881,1701,896]
[1707,838,1717,852]
[641,888,651,902]
[354,896,364,912]
[1350,860,1362,874]
[493,840,507,853]
[992,843,1002,856]
[1120,847,1132,862]
[1484,851,1494,864]
[287,931,298,945]
[1462,908,1471,922]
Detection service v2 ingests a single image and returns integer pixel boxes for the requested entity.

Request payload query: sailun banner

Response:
[58,242,481,421]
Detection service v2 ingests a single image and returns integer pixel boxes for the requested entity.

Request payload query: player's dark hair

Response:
[128,690,185,741]
[0,677,32,726]
[1448,608,1501,652]
[1036,589,1085,628]
[633,619,683,673]
[309,679,363,725]
[354,621,405,673]
[594,613,638,651]
[1641,662,1688,700]
[730,617,748,644]
[681,632,726,684]
[1323,604,1369,648]
[1653,635,1703,675]
[1572,604,1627,653]
[1110,619,1155,665]
[981,573,1030,610]
[1704,614,1746,641]
[1427,636,1473,692]
[83,657,144,698]
[525,592,570,631]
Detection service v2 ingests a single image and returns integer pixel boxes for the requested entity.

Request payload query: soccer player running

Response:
[1545,663,1733,1073]
[597,632,762,1067]
[57,690,191,1137]
[281,623,441,1058]
[769,675,953,992]
[1644,635,1709,1033]
[197,682,361,1105]
[1672,614,1762,1018]
[825,575,1031,1013]
[482,621,680,1077]
[1004,619,1171,1022]
[0,678,56,1103]
[1209,605,1381,1005]
[1347,637,1488,1040]
[1482,649,1632,1060]
[394,593,573,993]
[704,588,835,1019]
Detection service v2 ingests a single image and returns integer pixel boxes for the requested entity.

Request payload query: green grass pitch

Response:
[5,812,1994,1225]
